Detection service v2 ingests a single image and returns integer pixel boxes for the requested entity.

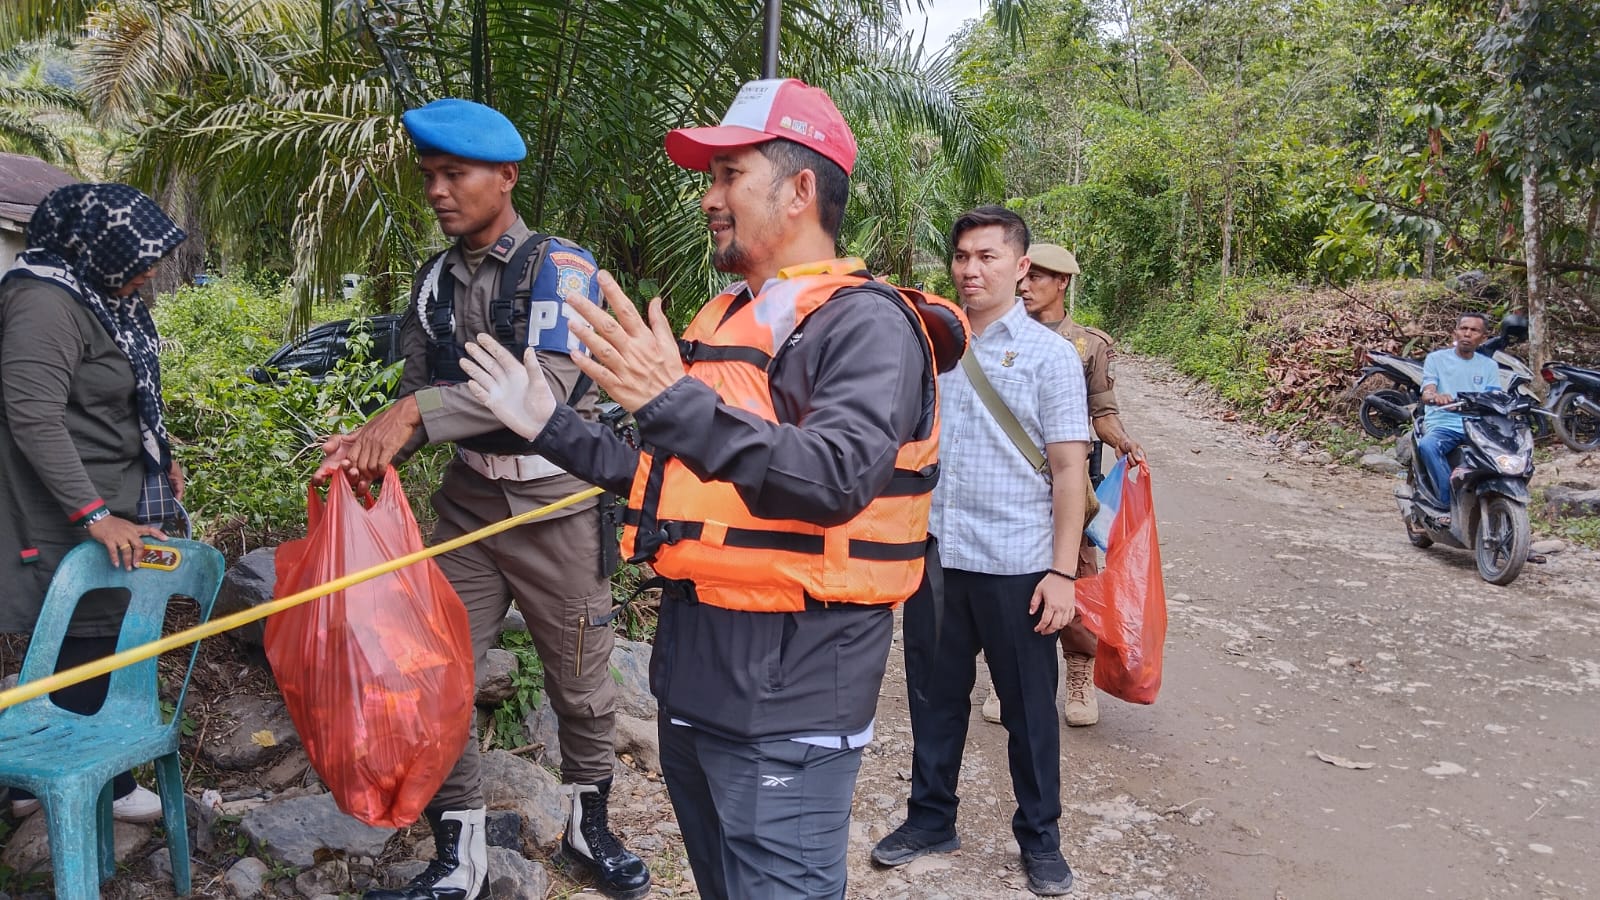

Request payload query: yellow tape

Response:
[0,485,605,712]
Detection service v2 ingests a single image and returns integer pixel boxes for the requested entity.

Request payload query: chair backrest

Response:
[17,539,226,726]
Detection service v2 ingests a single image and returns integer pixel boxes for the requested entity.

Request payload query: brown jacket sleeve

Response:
[1081,331,1120,419]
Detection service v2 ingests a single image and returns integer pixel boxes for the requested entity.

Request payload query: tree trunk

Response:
[151,174,205,303]
[1522,137,1547,385]
[1422,233,1436,280]
[1220,172,1234,285]
[1582,186,1599,300]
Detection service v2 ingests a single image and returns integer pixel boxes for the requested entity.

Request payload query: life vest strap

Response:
[879,464,940,497]
[623,511,926,561]
[678,338,772,369]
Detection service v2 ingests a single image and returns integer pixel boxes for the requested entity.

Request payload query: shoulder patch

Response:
[527,243,602,353]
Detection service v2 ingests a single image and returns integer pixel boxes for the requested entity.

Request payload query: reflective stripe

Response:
[457,448,565,481]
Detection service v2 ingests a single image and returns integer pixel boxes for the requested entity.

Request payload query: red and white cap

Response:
[665,78,858,175]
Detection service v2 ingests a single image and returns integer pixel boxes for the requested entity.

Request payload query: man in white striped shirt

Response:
[873,206,1091,896]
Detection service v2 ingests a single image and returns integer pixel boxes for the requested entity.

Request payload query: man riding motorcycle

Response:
[1417,313,1502,520]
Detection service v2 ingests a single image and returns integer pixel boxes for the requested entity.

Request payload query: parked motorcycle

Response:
[1356,315,1547,440]
[1356,350,1423,439]
[1395,387,1538,585]
[1541,362,1600,452]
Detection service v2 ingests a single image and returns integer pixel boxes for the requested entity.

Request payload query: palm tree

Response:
[0,83,87,166]
[0,44,89,167]
[5,0,1013,322]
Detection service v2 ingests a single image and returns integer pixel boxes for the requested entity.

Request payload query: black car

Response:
[249,314,404,384]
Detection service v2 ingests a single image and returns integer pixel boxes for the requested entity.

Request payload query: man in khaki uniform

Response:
[317,99,649,900]
[982,242,1143,728]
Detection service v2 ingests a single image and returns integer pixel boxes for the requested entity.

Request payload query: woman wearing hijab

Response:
[0,183,189,822]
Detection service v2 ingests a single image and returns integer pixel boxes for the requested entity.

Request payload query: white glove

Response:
[461,334,557,440]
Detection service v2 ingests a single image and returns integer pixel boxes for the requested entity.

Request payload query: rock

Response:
[1395,440,1414,465]
[147,846,173,883]
[387,859,430,886]
[200,692,301,770]
[1530,539,1566,555]
[480,749,569,850]
[485,847,550,898]
[239,793,395,867]
[614,713,661,774]
[487,809,523,851]
[0,813,151,875]
[0,673,15,691]
[1310,451,1335,465]
[226,857,273,898]
[522,702,562,770]
[1360,453,1403,475]
[1545,483,1600,517]
[476,648,520,707]
[214,547,277,646]
[610,640,657,719]
[295,859,349,897]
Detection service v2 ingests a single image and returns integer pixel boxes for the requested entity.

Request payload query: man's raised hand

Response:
[462,335,557,440]
[564,271,685,412]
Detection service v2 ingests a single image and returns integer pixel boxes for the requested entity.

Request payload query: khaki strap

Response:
[960,351,1048,474]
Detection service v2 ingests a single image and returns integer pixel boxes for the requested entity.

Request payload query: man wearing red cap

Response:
[456,78,967,900]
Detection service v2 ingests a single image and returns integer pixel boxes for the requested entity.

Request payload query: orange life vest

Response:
[620,259,967,613]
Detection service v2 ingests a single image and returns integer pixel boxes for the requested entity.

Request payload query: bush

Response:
[1122,274,1284,410]
[154,277,445,560]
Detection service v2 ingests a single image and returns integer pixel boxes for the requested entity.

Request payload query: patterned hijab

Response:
[1,183,187,474]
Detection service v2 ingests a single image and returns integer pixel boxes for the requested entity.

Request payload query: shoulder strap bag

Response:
[960,351,1099,522]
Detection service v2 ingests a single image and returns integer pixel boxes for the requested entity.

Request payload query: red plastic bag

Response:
[265,467,474,828]
[1075,461,1168,704]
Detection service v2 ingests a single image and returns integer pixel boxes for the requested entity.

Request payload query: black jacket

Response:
[533,281,931,741]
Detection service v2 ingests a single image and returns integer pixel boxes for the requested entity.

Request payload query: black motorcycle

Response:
[1395,388,1537,585]
[1541,362,1600,452]
[1356,350,1423,439]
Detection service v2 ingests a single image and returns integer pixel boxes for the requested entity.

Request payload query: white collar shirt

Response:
[929,298,1092,575]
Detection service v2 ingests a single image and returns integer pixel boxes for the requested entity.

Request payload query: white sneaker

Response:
[111,785,164,823]
[1063,653,1099,727]
[10,796,41,818]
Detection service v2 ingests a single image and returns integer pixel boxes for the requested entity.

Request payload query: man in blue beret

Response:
[320,98,651,900]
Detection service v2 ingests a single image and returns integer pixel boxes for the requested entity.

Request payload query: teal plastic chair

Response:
[0,538,224,899]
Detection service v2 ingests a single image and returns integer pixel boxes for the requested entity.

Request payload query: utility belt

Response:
[457,447,566,482]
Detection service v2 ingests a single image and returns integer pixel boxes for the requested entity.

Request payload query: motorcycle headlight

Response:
[1494,453,1527,474]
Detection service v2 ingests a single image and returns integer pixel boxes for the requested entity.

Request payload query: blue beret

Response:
[402,99,527,163]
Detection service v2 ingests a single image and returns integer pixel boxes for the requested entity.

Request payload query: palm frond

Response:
[80,1,292,121]
[0,0,98,48]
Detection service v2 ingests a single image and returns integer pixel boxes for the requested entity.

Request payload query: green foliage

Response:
[488,630,545,752]
[154,277,448,557]
[1121,274,1283,410]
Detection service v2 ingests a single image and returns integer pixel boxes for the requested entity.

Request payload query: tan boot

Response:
[1063,653,1099,727]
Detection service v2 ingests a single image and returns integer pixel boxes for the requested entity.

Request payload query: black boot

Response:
[560,780,651,899]
[365,807,487,900]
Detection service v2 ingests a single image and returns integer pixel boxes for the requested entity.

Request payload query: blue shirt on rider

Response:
[1422,346,1500,431]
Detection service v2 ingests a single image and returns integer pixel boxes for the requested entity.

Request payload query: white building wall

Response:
[1,222,25,273]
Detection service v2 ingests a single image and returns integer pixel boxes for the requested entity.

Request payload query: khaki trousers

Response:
[429,488,617,808]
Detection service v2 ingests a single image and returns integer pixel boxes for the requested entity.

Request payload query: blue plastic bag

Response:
[1085,456,1128,551]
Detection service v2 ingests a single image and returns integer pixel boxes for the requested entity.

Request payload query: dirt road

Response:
[847,358,1600,900]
